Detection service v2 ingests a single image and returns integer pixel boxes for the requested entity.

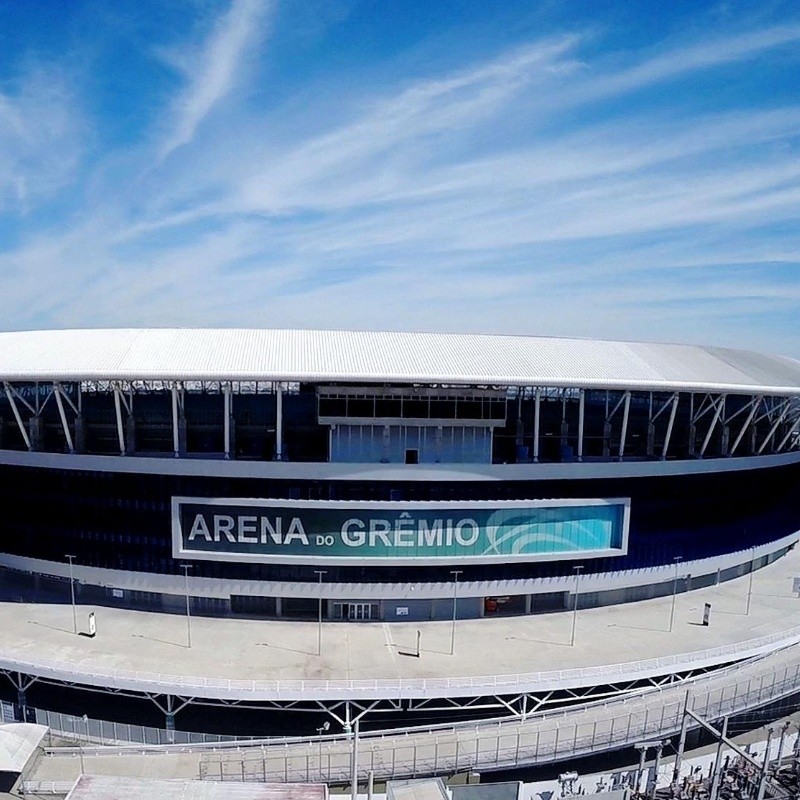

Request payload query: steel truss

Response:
[0,661,726,734]
[1,380,798,461]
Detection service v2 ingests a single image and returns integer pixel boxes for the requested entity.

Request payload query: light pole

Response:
[746,546,755,616]
[316,720,330,778]
[570,565,583,647]
[79,713,89,775]
[65,554,77,635]
[180,564,192,648]
[449,570,463,656]
[350,718,360,800]
[314,570,327,656]
[669,556,682,633]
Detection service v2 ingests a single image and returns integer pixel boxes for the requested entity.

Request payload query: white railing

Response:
[194,646,800,783]
[3,624,800,701]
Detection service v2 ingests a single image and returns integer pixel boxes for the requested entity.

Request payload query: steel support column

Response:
[757,401,792,454]
[3,382,32,450]
[618,391,631,460]
[577,389,585,461]
[276,386,284,460]
[223,383,232,459]
[730,396,761,455]
[532,387,541,462]
[53,384,75,453]
[171,383,181,457]
[776,413,800,451]
[113,386,126,455]
[699,395,725,458]
[661,392,679,460]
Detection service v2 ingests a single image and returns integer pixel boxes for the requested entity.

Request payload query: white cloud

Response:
[0,69,84,212]
[2,16,800,358]
[159,0,271,159]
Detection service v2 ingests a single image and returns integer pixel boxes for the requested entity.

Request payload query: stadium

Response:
[0,328,798,622]
[1,327,800,771]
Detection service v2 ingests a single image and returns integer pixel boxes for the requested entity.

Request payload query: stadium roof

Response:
[0,328,799,395]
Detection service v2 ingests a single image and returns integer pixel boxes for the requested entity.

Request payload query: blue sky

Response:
[1,1,800,357]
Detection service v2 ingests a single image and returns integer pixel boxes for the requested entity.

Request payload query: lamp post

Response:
[79,713,89,776]
[314,570,327,656]
[669,556,682,633]
[570,565,583,647]
[316,720,330,779]
[65,554,77,635]
[180,564,192,648]
[449,570,463,656]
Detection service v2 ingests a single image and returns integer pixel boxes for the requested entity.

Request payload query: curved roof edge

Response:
[0,328,798,396]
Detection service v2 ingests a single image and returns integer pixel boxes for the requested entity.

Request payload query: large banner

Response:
[172,497,630,565]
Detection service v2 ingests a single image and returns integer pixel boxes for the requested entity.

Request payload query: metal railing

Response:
[3,622,800,702]
[1,699,253,747]
[193,646,800,783]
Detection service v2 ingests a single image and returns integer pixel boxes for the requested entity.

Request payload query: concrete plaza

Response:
[1,544,799,693]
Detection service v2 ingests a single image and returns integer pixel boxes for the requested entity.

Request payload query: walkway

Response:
[2,546,800,700]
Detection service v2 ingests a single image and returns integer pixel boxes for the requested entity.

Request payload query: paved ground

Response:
[21,636,800,786]
[1,548,800,689]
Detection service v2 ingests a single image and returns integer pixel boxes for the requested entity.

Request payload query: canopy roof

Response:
[0,328,798,395]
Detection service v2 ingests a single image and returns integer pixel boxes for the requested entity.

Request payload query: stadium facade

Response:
[0,328,799,624]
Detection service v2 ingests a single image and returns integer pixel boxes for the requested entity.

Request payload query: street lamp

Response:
[570,566,583,647]
[746,546,755,616]
[65,555,77,635]
[180,564,192,648]
[449,570,463,656]
[79,713,89,776]
[314,570,327,656]
[316,720,330,778]
[669,556,682,633]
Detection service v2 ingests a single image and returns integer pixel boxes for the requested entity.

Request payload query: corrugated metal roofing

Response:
[0,328,798,394]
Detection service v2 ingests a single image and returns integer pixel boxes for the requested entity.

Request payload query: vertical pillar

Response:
[275,385,284,460]
[165,695,175,731]
[54,385,75,453]
[171,384,180,457]
[4,384,32,450]
[532,388,541,462]
[223,384,232,459]
[114,387,126,455]
[700,396,724,457]
[28,416,43,452]
[662,393,679,460]
[577,389,585,461]
[17,686,26,721]
[618,391,631,460]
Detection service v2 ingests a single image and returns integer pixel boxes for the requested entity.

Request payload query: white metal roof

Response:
[0,328,798,395]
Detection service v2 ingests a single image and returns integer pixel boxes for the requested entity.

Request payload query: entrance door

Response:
[347,602,372,621]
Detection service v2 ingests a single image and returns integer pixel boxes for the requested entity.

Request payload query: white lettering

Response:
[260,517,282,544]
[454,518,480,547]
[341,518,366,547]
[369,519,392,547]
[238,516,258,544]
[188,514,212,541]
[285,517,308,545]
[418,519,443,547]
[214,515,236,543]
[394,512,415,547]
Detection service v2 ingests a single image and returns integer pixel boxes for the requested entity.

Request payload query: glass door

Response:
[347,602,372,620]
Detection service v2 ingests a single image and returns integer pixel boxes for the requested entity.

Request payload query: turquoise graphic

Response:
[174,498,628,564]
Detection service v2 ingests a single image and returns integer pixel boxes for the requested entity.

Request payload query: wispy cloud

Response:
[1,7,799,357]
[0,68,84,212]
[159,0,271,159]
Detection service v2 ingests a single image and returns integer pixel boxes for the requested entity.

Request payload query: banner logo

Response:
[172,498,630,566]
